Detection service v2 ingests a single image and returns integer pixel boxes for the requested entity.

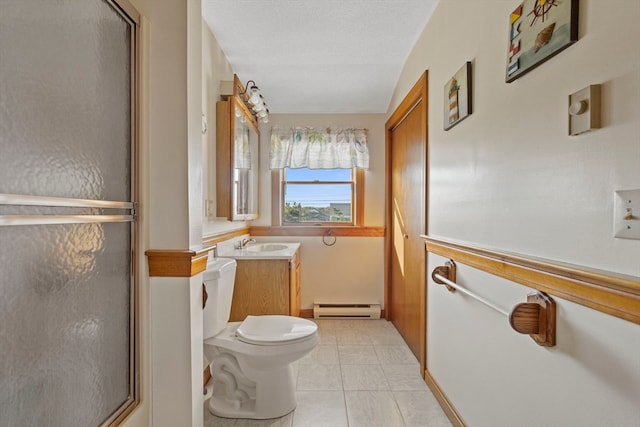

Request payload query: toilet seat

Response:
[236,315,317,345]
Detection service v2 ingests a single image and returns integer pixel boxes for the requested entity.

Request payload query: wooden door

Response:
[386,72,428,373]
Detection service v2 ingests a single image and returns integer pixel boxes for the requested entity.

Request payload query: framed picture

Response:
[444,62,472,131]
[506,0,579,82]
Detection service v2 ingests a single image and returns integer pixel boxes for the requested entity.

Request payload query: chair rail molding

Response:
[422,235,640,325]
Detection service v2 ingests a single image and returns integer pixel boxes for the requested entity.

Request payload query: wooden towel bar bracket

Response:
[509,292,556,346]
[432,260,556,347]
[431,260,456,292]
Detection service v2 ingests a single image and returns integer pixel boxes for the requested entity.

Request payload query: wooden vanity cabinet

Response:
[289,252,301,317]
[229,250,301,321]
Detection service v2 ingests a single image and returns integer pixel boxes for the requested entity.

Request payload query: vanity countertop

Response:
[217,242,300,260]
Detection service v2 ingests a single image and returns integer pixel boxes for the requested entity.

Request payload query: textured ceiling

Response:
[202,0,439,114]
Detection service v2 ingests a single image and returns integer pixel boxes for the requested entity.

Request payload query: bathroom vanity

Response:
[219,243,301,321]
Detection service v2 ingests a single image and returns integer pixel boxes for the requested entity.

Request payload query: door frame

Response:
[384,71,428,375]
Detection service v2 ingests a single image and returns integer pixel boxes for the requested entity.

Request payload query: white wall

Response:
[201,22,235,235]
[123,0,207,426]
[253,113,387,309]
[389,0,640,425]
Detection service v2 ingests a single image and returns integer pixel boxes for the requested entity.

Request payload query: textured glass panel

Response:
[0,1,135,426]
[0,222,131,427]
[0,0,132,202]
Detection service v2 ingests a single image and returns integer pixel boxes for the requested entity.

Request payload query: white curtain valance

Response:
[269,126,369,169]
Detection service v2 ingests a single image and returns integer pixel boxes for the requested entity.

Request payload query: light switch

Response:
[569,85,601,136]
[614,189,640,240]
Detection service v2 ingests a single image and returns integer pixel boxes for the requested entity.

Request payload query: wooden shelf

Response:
[146,228,250,278]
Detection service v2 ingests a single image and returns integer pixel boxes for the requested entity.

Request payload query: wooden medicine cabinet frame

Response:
[216,75,260,221]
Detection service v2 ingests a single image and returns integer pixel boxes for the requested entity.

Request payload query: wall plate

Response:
[614,189,640,240]
[569,85,601,136]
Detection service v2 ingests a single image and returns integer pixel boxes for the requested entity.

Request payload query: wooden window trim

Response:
[250,225,384,237]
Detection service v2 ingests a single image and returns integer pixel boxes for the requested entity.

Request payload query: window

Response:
[273,167,364,226]
[269,126,368,227]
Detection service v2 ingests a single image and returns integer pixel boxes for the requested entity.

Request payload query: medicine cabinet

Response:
[216,76,260,221]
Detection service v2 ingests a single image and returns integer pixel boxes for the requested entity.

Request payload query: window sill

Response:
[249,225,385,237]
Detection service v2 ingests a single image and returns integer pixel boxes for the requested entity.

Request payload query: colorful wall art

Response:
[506,0,579,82]
[444,62,472,130]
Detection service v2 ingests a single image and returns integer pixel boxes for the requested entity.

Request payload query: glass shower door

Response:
[0,0,139,425]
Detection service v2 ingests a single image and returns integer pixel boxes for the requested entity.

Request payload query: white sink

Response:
[245,243,289,253]
[218,242,299,259]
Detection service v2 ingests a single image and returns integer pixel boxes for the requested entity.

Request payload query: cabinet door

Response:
[289,253,301,317]
[230,259,289,321]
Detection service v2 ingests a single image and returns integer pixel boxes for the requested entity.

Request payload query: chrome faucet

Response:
[237,237,256,249]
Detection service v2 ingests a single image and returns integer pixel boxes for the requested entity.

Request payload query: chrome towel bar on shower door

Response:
[431,260,556,347]
[0,193,136,226]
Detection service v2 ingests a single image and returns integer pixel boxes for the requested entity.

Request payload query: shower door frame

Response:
[106,1,141,424]
[0,0,141,425]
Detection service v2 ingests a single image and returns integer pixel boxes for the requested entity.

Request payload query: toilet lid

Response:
[236,315,317,345]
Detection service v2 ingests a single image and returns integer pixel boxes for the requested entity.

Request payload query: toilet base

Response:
[208,363,297,419]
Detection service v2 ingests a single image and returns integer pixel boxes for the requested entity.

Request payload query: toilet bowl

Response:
[202,257,319,419]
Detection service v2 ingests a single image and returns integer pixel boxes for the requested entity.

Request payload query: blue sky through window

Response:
[285,168,352,207]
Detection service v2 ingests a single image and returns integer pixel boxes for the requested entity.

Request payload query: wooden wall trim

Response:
[422,235,640,325]
[249,226,384,237]
[145,248,211,277]
[299,308,313,318]
[424,369,466,427]
[146,228,250,277]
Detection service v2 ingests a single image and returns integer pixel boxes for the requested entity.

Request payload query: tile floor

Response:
[204,319,452,427]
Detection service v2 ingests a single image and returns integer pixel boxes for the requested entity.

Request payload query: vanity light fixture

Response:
[220,74,271,124]
[244,80,270,123]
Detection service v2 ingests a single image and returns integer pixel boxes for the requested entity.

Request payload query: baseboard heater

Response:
[313,303,381,319]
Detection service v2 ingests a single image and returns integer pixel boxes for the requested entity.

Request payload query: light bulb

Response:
[248,88,261,106]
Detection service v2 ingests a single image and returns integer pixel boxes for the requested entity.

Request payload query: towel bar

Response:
[432,260,556,347]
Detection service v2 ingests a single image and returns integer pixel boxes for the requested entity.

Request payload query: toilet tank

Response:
[203,257,237,339]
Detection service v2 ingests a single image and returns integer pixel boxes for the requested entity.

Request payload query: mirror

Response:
[216,94,260,220]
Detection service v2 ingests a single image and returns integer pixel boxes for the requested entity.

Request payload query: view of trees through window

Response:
[283,168,353,224]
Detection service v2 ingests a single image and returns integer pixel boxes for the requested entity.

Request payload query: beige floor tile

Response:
[333,319,373,330]
[338,345,379,364]
[336,329,373,345]
[394,391,452,427]
[233,413,293,427]
[344,390,405,427]
[374,345,419,365]
[299,344,339,365]
[369,331,406,346]
[341,364,390,391]
[204,409,237,426]
[291,391,348,427]
[312,319,338,332]
[297,364,343,391]
[382,364,429,391]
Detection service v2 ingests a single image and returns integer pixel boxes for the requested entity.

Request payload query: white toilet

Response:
[203,257,319,419]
